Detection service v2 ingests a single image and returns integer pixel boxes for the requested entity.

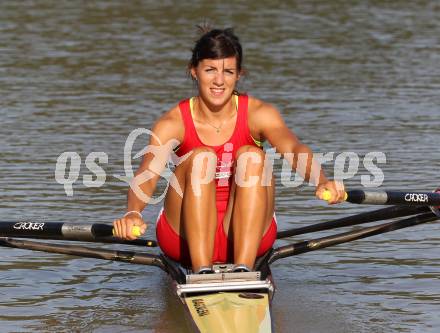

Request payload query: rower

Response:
[113,26,345,273]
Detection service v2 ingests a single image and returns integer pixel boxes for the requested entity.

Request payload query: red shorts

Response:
[156,200,277,265]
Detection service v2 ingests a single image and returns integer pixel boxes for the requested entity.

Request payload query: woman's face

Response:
[191,56,240,108]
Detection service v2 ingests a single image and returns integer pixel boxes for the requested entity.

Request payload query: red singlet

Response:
[156,94,277,264]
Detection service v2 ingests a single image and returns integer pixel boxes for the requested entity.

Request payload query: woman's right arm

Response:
[113,107,184,240]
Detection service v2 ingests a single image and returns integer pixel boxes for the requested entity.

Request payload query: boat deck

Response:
[175,264,274,298]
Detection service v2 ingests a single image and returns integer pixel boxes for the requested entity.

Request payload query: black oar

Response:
[0,237,165,269]
[277,205,430,239]
[269,211,438,264]
[0,221,157,247]
[324,189,440,206]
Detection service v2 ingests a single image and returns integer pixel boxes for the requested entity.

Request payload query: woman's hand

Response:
[113,212,147,240]
[316,180,345,204]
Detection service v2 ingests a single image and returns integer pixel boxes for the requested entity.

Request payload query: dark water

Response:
[1,1,439,332]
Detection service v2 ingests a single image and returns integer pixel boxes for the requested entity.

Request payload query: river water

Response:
[1,1,439,332]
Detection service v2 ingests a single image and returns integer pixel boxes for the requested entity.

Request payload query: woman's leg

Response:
[224,145,275,269]
[164,147,218,271]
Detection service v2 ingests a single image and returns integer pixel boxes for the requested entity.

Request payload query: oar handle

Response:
[112,225,142,238]
[323,189,440,206]
[322,190,348,202]
[0,222,152,245]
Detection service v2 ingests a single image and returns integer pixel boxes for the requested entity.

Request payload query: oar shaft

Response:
[0,222,157,247]
[0,237,165,269]
[0,222,117,239]
[277,205,430,239]
[270,212,438,263]
[345,190,440,206]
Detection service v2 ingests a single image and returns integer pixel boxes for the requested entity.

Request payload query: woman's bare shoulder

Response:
[150,104,185,145]
[247,95,284,123]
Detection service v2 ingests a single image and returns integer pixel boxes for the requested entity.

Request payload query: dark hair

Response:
[189,26,243,72]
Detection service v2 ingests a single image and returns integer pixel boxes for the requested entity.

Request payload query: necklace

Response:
[204,114,235,133]
[195,99,237,133]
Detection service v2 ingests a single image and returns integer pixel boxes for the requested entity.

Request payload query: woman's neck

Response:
[195,95,236,122]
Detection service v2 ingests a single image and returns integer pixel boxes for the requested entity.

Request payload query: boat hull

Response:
[161,258,275,333]
[184,291,272,333]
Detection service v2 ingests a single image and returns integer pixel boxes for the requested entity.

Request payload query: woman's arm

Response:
[248,97,345,203]
[113,107,184,239]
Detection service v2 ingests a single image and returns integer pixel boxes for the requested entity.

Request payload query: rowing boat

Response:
[1,189,439,332]
[162,256,274,332]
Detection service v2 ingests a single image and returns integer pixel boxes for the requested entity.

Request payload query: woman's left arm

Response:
[248,98,345,204]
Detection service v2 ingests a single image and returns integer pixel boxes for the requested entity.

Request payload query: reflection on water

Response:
[1,1,439,332]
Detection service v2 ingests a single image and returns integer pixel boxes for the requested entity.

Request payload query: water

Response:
[1,1,439,332]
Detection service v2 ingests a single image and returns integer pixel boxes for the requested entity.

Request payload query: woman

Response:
[113,27,345,273]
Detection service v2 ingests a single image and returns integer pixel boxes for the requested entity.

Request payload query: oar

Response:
[323,189,440,207]
[269,211,438,264]
[276,205,430,239]
[0,221,157,247]
[0,237,165,269]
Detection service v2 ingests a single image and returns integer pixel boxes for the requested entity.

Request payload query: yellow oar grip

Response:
[322,190,348,201]
[322,190,331,201]
[131,226,142,237]
[112,225,142,238]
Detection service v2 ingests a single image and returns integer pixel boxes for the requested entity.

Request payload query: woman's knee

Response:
[173,148,218,199]
[185,147,217,180]
[234,145,266,185]
[176,147,217,176]
[235,145,264,159]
